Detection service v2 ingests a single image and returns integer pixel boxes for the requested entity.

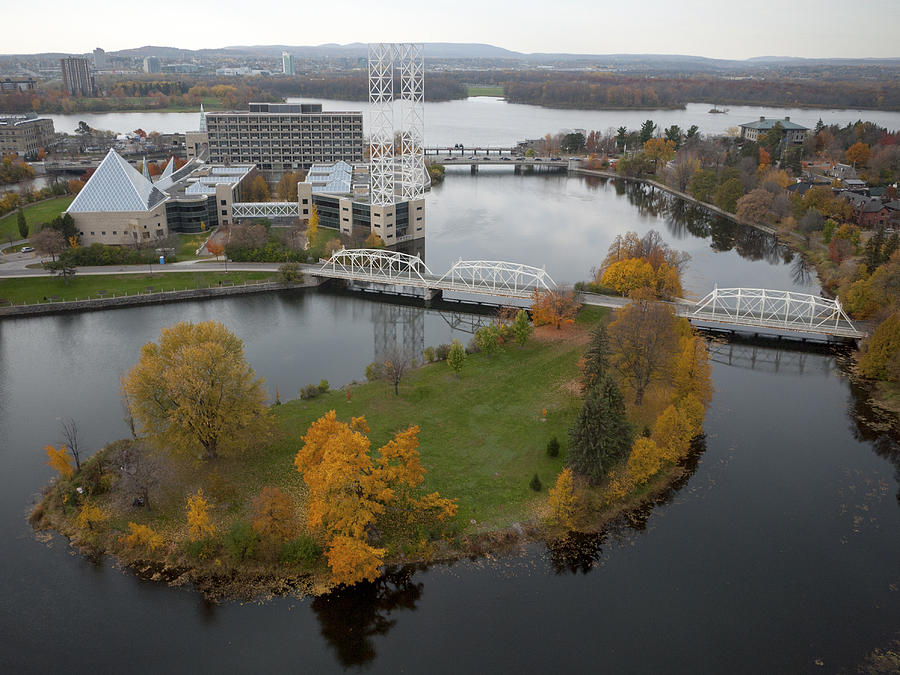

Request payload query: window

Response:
[112,231,117,235]
[221,199,226,206]
[221,210,227,216]
[90,231,94,235]
[101,231,106,235]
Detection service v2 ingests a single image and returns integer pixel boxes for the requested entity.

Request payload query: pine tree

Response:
[581,323,610,390]
[16,208,27,240]
[567,375,634,484]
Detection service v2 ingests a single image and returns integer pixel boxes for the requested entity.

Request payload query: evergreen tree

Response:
[567,375,634,484]
[16,208,27,239]
[581,323,610,390]
[864,225,886,271]
[639,120,656,144]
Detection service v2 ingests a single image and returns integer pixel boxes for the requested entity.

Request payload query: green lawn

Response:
[0,196,75,242]
[270,311,607,531]
[0,271,277,305]
[467,86,505,97]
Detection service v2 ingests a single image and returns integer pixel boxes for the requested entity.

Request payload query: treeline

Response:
[493,72,900,111]
[260,73,467,102]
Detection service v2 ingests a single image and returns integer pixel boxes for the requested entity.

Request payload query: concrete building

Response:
[739,116,809,145]
[60,57,93,96]
[202,102,364,183]
[0,114,55,157]
[0,77,37,92]
[282,52,295,75]
[93,48,108,70]
[143,56,161,74]
[66,149,256,246]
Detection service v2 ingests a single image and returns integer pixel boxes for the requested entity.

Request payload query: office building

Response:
[143,56,161,74]
[66,149,257,246]
[60,57,94,96]
[739,117,809,145]
[93,48,108,70]
[0,114,55,157]
[0,77,37,92]
[202,102,364,183]
[282,51,295,75]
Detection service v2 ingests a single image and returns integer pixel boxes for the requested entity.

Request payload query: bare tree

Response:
[60,417,82,471]
[608,291,679,405]
[32,228,66,261]
[382,347,416,396]
[120,376,138,439]
[116,441,168,510]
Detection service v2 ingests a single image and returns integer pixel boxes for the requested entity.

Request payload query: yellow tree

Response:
[121,523,165,553]
[531,288,579,330]
[643,137,676,169]
[76,503,108,531]
[45,444,74,479]
[122,321,270,460]
[600,258,656,296]
[295,411,456,585]
[627,437,663,485]
[252,486,297,546]
[306,205,319,245]
[672,334,713,405]
[547,468,577,529]
[186,488,214,540]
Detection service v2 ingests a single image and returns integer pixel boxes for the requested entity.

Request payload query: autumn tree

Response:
[714,178,744,213]
[643,138,676,169]
[735,188,774,224]
[76,502,108,531]
[121,523,164,553]
[547,468,577,529]
[689,169,717,203]
[567,375,634,484]
[186,488,214,540]
[363,231,384,248]
[531,288,578,330]
[608,290,679,405]
[31,227,66,261]
[122,321,270,460]
[673,333,713,406]
[626,437,663,486]
[845,142,872,168]
[294,412,456,586]
[307,205,319,244]
[859,312,900,381]
[45,444,74,479]
[206,239,224,260]
[244,174,270,202]
[252,486,297,551]
[276,171,304,201]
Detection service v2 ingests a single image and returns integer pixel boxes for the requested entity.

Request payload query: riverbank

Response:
[31,305,709,599]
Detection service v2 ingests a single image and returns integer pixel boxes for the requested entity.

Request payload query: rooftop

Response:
[67,149,168,213]
[740,116,809,132]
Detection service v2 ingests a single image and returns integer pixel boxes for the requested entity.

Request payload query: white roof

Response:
[67,149,167,213]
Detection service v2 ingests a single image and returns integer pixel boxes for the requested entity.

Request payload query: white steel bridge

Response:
[311,250,865,339]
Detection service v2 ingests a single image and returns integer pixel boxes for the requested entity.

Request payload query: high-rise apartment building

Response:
[143,56,161,74]
[204,102,364,183]
[282,52,294,75]
[93,47,108,70]
[60,57,93,96]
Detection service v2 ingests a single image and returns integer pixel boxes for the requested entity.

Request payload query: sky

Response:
[4,0,899,59]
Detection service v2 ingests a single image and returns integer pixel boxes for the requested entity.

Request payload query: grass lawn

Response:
[0,196,75,242]
[174,232,211,259]
[467,86,505,97]
[0,270,277,305]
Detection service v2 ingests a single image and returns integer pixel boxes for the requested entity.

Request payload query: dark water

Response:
[1,172,898,673]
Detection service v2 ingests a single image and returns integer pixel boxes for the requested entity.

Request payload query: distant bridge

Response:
[313,250,864,340]
[423,146,516,156]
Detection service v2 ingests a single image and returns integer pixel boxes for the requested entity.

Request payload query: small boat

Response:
[708,105,729,114]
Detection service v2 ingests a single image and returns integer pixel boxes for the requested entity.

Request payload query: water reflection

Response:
[372,303,425,363]
[706,339,839,377]
[311,567,423,667]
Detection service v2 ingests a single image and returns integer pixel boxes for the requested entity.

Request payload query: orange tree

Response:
[531,288,579,329]
[294,411,456,586]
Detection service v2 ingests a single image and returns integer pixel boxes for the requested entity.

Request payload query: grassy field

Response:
[0,196,75,242]
[467,86,505,97]
[0,270,277,305]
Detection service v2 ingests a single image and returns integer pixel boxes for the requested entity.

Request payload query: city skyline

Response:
[2,0,898,60]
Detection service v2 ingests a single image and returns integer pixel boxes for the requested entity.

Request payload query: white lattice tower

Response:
[397,43,425,201]
[368,43,395,206]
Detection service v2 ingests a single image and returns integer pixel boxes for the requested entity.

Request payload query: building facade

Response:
[93,48,108,70]
[204,102,364,183]
[143,56,161,74]
[0,77,37,92]
[60,57,93,96]
[0,114,55,157]
[739,116,809,145]
[282,52,295,75]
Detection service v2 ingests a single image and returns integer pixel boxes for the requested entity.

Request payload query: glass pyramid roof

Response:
[68,149,168,213]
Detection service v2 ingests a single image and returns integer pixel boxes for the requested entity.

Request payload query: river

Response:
[45,99,900,140]
[1,171,898,672]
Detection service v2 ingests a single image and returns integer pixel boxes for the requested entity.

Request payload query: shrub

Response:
[424,346,435,363]
[281,535,322,566]
[475,324,503,355]
[279,262,303,284]
[225,521,258,562]
[447,339,467,374]
[530,473,542,492]
[318,379,329,394]
[435,344,451,361]
[365,362,383,382]
[546,437,560,458]
[299,384,320,400]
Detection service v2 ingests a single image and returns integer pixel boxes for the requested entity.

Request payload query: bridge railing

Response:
[318,248,433,285]
[688,287,863,338]
[435,259,555,296]
[232,202,299,218]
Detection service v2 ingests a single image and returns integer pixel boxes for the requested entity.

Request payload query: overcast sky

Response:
[5,0,899,59]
